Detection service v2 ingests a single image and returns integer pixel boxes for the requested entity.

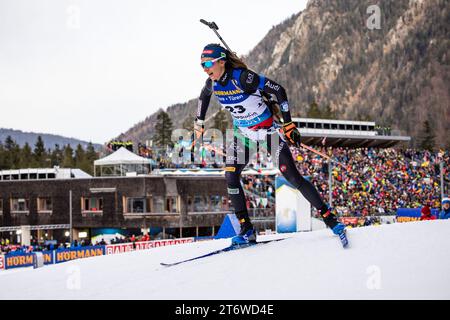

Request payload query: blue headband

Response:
[201,44,227,59]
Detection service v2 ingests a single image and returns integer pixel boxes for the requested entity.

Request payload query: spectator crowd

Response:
[290,147,449,216]
[238,147,449,218]
[145,143,449,217]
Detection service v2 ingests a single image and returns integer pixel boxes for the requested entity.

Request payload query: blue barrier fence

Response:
[396,208,439,222]
[3,250,54,269]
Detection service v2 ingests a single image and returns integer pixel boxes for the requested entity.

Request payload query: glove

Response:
[282,121,301,148]
[193,119,205,142]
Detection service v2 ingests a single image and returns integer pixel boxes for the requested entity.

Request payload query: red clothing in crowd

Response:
[420,206,436,221]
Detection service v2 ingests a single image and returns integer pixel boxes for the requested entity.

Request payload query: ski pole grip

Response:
[200,19,219,30]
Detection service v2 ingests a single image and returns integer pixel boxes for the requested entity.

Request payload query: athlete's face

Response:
[201,57,226,81]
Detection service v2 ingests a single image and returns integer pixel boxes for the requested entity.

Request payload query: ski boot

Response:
[232,212,257,245]
[320,206,348,247]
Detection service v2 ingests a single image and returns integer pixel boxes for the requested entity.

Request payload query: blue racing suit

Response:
[196,67,334,227]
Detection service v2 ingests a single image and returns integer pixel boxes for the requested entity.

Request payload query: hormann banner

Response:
[0,255,4,270]
[105,238,195,255]
[3,251,54,269]
[55,246,105,264]
[396,208,439,223]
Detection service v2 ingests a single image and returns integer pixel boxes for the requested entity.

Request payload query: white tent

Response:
[94,147,150,177]
[261,168,281,176]
[241,168,280,176]
[241,169,260,175]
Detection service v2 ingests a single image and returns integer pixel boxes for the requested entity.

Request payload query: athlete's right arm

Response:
[196,78,213,121]
[194,78,213,140]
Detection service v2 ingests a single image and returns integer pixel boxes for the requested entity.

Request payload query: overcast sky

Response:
[0,0,307,144]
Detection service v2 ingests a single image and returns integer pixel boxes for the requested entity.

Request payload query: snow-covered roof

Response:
[0,167,92,180]
[94,147,149,166]
[70,169,93,178]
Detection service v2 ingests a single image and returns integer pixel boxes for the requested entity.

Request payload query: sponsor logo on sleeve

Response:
[265,80,280,91]
[246,72,254,84]
[280,101,289,112]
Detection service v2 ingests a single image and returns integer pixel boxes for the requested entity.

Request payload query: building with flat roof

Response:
[0,175,273,245]
[293,117,411,148]
[0,167,91,181]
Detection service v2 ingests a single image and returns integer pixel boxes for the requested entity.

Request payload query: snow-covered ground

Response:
[1,220,449,300]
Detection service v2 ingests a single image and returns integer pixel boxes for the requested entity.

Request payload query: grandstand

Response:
[293,117,411,148]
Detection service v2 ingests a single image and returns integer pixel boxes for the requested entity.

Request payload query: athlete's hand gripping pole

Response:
[282,121,302,149]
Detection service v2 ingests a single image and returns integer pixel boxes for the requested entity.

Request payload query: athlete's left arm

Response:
[239,69,301,147]
[239,69,292,124]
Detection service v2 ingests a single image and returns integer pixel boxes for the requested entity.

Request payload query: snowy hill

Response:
[1,220,449,299]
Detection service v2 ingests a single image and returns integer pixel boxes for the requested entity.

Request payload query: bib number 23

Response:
[225,105,246,114]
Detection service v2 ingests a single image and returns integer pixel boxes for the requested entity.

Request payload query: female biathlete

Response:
[195,43,346,245]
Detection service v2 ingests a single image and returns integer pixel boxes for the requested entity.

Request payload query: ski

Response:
[338,229,349,248]
[160,239,286,267]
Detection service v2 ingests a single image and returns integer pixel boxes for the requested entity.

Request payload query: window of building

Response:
[298,122,306,128]
[210,195,229,212]
[187,196,209,212]
[37,197,53,213]
[82,197,103,213]
[38,173,46,179]
[307,122,314,129]
[339,124,345,130]
[166,196,178,213]
[151,196,165,213]
[195,196,209,212]
[187,195,228,213]
[354,125,360,130]
[361,125,368,131]
[324,123,331,129]
[11,198,30,213]
[126,197,150,213]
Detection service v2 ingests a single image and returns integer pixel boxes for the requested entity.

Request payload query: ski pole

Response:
[299,143,345,168]
[200,19,234,53]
